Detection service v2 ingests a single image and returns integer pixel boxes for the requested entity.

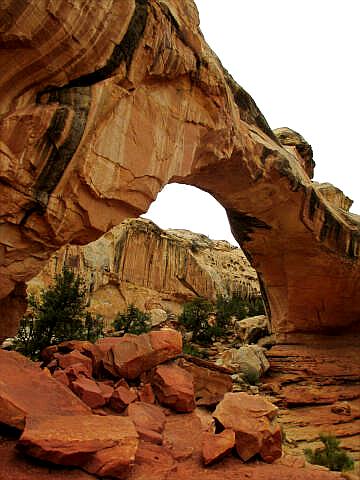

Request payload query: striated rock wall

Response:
[0,0,359,339]
[28,218,260,325]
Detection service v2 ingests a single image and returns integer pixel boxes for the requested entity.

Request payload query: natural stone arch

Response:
[0,0,359,340]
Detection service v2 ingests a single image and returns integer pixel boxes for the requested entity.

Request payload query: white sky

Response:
[144,0,360,245]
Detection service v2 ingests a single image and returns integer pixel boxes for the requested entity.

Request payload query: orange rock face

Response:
[0,0,359,340]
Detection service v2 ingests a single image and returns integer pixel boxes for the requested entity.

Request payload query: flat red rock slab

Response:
[128,441,176,480]
[163,411,203,461]
[18,415,139,479]
[168,456,346,480]
[0,438,93,480]
[0,350,91,430]
[126,401,166,443]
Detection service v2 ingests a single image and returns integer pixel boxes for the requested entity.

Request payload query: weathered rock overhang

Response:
[0,0,359,339]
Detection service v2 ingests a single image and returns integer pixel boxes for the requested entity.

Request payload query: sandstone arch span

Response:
[0,0,359,340]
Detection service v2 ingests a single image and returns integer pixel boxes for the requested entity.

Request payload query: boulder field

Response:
[0,330,353,479]
[0,0,359,340]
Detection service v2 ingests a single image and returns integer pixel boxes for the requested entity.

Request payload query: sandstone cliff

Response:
[28,218,260,325]
[0,0,359,339]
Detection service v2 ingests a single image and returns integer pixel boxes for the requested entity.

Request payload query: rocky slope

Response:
[0,333,353,480]
[27,218,260,325]
[0,0,359,339]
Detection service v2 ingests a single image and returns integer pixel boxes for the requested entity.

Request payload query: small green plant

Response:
[113,304,151,335]
[178,298,215,344]
[182,341,207,358]
[304,434,354,472]
[12,266,103,359]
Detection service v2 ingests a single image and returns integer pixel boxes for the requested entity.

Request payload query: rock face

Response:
[0,0,359,340]
[28,218,260,325]
[262,336,360,465]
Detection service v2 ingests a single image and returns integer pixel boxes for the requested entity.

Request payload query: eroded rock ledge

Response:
[0,0,359,339]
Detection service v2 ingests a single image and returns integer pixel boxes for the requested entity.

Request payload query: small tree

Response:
[113,304,151,335]
[12,266,103,359]
[304,434,354,472]
[179,297,215,344]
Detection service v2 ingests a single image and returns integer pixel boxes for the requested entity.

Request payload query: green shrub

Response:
[179,293,266,345]
[178,298,215,344]
[248,296,266,316]
[182,341,208,358]
[304,434,354,472]
[113,304,151,335]
[12,266,103,359]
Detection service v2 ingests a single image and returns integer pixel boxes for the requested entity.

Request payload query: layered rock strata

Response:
[0,0,359,339]
[27,218,260,325]
[262,337,360,466]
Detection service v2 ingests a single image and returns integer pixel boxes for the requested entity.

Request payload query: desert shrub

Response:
[248,296,266,316]
[304,434,354,472]
[112,304,151,335]
[179,297,215,344]
[216,292,265,324]
[84,312,104,343]
[12,266,103,359]
[216,292,249,328]
[182,341,208,358]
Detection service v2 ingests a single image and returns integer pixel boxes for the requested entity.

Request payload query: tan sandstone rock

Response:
[18,415,139,479]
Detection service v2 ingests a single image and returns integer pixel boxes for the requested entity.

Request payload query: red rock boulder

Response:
[71,376,106,409]
[57,340,103,376]
[202,429,235,465]
[152,363,196,413]
[178,357,233,406]
[213,392,282,463]
[97,329,182,380]
[18,415,139,479]
[54,350,93,376]
[110,382,138,413]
